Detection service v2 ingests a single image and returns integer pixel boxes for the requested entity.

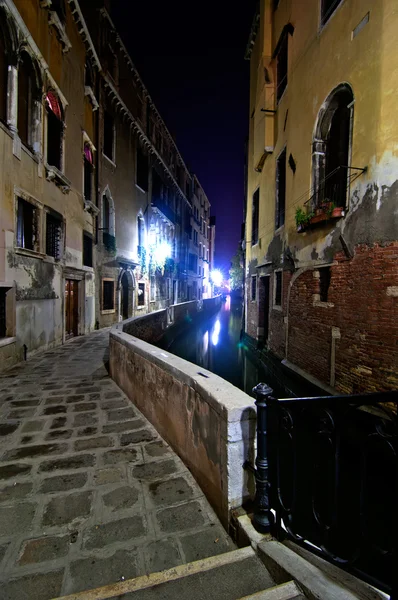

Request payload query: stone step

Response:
[57,546,288,600]
[239,581,305,600]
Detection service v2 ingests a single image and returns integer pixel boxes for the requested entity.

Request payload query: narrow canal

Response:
[164,296,299,398]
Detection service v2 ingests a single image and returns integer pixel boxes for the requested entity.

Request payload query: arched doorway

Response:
[121,272,129,320]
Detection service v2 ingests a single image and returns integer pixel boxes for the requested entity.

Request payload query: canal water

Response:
[164,295,296,398]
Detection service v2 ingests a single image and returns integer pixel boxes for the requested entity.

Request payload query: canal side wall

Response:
[109,319,257,529]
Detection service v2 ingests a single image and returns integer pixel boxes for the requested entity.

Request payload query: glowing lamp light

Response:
[211,269,223,287]
[153,242,171,265]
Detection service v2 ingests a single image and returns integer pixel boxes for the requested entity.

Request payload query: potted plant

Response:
[295,206,314,232]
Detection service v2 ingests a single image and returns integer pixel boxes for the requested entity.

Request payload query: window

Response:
[138,282,145,306]
[51,0,66,23]
[102,279,115,311]
[137,216,145,255]
[252,188,259,245]
[84,144,93,201]
[312,84,353,209]
[0,27,7,123]
[276,32,288,101]
[16,198,37,251]
[103,110,114,161]
[319,267,331,302]
[276,148,286,229]
[18,52,37,149]
[321,0,343,27]
[193,230,198,245]
[136,146,148,191]
[274,271,282,306]
[251,276,257,301]
[189,253,197,273]
[83,232,93,267]
[46,211,63,259]
[46,91,64,170]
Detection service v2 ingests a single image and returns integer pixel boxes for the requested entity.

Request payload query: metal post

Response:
[252,382,274,533]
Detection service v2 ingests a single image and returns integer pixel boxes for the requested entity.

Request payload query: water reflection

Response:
[167,296,289,395]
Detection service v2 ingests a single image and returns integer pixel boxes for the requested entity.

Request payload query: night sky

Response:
[111,0,256,275]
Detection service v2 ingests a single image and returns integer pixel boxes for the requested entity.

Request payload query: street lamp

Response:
[210,269,223,287]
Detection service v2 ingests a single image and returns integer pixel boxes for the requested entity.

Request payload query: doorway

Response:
[121,272,129,320]
[65,279,78,339]
[259,276,270,343]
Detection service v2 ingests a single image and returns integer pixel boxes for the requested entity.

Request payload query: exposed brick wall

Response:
[245,276,258,339]
[288,243,398,393]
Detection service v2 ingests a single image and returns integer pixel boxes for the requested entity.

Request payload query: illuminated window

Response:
[46,91,64,170]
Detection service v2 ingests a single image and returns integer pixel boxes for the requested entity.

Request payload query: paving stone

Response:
[0,482,33,503]
[145,441,171,457]
[101,399,128,409]
[102,486,140,511]
[50,416,67,429]
[107,407,137,421]
[0,502,36,536]
[121,429,157,445]
[0,423,19,436]
[103,419,145,434]
[77,426,98,437]
[2,443,67,461]
[45,397,67,405]
[7,408,36,419]
[74,436,113,451]
[43,491,92,526]
[88,393,101,401]
[65,395,85,404]
[3,569,64,600]
[11,399,41,407]
[69,550,138,595]
[19,534,70,564]
[22,420,44,433]
[43,405,67,415]
[75,387,101,394]
[103,448,139,465]
[39,454,96,472]
[104,391,124,399]
[84,515,146,549]
[148,476,194,507]
[0,463,32,479]
[157,501,205,533]
[46,429,73,440]
[40,472,87,493]
[73,402,97,412]
[132,460,177,481]
[94,467,124,485]
[73,413,97,427]
[179,525,236,562]
[145,538,183,572]
[0,543,8,563]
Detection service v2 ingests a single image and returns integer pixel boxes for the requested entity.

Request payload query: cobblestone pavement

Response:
[0,330,235,600]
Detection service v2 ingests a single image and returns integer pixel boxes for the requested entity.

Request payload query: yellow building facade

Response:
[245,0,397,393]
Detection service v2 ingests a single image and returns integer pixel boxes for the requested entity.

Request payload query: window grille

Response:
[0,289,6,337]
[103,280,114,310]
[46,213,62,259]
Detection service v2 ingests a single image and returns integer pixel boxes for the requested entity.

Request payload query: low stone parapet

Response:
[109,315,256,528]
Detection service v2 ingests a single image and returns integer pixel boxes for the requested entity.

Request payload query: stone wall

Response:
[109,323,256,528]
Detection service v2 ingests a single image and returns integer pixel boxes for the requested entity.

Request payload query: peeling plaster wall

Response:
[109,325,256,528]
[244,0,398,393]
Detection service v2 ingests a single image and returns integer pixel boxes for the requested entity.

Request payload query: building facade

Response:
[244,0,397,394]
[0,0,214,371]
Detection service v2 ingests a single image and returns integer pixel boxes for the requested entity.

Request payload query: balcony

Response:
[151,196,176,224]
[103,232,116,254]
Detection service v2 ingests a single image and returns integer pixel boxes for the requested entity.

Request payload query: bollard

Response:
[252,382,274,533]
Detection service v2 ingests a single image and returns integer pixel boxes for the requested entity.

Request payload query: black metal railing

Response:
[250,385,397,599]
[306,165,367,211]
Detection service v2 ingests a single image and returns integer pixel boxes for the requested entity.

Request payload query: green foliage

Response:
[103,233,117,254]
[229,246,244,292]
[139,246,147,275]
[295,206,314,229]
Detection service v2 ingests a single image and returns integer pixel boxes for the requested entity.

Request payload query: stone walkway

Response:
[0,330,235,600]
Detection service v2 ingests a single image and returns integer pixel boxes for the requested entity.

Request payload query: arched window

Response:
[46,91,64,170]
[18,52,38,148]
[84,143,93,201]
[312,84,353,209]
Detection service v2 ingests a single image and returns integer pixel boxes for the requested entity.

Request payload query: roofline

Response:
[244,3,260,60]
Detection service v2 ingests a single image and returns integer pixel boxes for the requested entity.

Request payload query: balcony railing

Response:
[249,385,397,599]
[152,195,176,223]
[102,232,116,254]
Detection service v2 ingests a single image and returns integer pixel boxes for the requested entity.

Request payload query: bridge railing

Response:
[250,384,397,599]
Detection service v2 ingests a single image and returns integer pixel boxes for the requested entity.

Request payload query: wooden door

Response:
[65,279,78,339]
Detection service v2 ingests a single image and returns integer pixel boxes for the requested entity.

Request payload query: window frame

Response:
[45,90,65,172]
[45,208,64,260]
[136,145,148,192]
[103,109,115,163]
[276,32,288,102]
[275,147,287,230]
[137,281,145,306]
[15,193,43,255]
[320,0,344,29]
[252,188,259,246]
[101,278,115,313]
[83,231,93,268]
[83,141,94,203]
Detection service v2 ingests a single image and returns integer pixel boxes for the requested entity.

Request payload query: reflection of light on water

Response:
[203,331,209,355]
[211,319,221,346]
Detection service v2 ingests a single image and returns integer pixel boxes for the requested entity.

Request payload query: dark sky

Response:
[111,0,256,275]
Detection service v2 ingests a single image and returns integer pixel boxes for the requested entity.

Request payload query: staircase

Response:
[56,546,304,600]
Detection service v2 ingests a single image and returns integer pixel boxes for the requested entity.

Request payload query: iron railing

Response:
[250,385,397,599]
